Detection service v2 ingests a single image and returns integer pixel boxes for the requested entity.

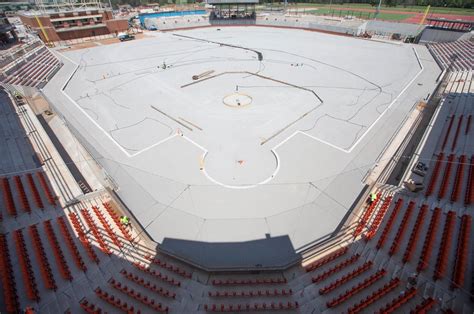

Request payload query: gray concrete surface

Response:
[43,27,441,267]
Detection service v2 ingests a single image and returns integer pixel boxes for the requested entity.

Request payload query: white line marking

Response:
[54,44,424,188]
[57,51,177,158]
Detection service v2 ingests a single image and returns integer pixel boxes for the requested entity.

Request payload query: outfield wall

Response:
[144,14,430,40]
[419,28,469,43]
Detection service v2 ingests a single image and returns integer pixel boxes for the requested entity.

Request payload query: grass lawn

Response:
[374,12,415,20]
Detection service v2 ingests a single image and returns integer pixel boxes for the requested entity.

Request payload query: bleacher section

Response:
[427,40,473,71]
[0,41,473,314]
[0,43,62,88]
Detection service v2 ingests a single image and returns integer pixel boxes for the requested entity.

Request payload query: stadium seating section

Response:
[0,35,472,314]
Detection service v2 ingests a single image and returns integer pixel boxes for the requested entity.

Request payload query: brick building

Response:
[19,9,128,43]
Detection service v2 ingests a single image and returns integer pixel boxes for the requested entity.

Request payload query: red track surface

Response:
[403,13,474,24]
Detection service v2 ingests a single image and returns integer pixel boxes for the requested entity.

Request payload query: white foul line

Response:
[54,45,424,188]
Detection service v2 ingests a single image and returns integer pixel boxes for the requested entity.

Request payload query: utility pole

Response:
[375,0,382,19]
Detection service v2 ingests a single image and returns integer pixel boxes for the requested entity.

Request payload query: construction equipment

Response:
[192,70,215,81]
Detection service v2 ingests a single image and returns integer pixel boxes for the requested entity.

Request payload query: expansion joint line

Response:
[173,33,263,61]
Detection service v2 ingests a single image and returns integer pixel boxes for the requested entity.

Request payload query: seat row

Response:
[311,254,360,283]
[209,288,293,298]
[92,205,122,248]
[79,298,105,314]
[94,287,142,314]
[14,175,31,214]
[417,207,441,272]
[146,255,192,278]
[203,301,298,312]
[375,287,417,314]
[465,155,474,206]
[29,224,57,290]
[0,233,19,312]
[43,219,73,281]
[68,212,100,264]
[438,154,455,200]
[26,173,44,209]
[326,269,386,308]
[19,54,59,87]
[425,153,444,197]
[132,262,181,286]
[410,297,437,313]
[388,201,415,256]
[37,172,56,206]
[428,42,473,71]
[108,278,169,312]
[402,204,428,263]
[2,173,52,217]
[451,214,471,289]
[433,210,456,280]
[450,155,466,203]
[354,192,382,236]
[13,229,40,301]
[102,202,135,243]
[441,116,454,151]
[212,277,287,286]
[347,278,401,314]
[3,48,59,87]
[364,196,394,241]
[3,46,46,77]
[119,269,177,299]
[80,208,112,255]
[376,199,403,249]
[319,261,373,295]
[57,216,87,271]
[305,246,348,272]
[466,114,472,135]
[450,115,463,151]
[2,177,18,216]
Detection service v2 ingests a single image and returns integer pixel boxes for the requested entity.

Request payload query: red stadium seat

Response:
[402,204,428,263]
[433,211,456,280]
[425,154,444,197]
[441,115,454,151]
[451,214,471,289]
[305,246,348,272]
[376,198,403,249]
[29,224,57,290]
[388,201,415,256]
[57,216,88,271]
[346,278,400,314]
[374,287,417,314]
[91,205,122,248]
[417,208,441,272]
[43,220,73,281]
[438,154,455,200]
[319,261,373,295]
[68,212,100,264]
[13,229,40,301]
[326,269,386,307]
[80,208,112,255]
[311,254,360,283]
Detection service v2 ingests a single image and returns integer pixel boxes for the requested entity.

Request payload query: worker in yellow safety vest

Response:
[120,215,130,227]
[367,192,377,205]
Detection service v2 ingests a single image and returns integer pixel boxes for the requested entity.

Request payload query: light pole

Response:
[375,0,382,19]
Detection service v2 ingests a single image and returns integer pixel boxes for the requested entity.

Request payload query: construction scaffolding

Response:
[34,0,105,13]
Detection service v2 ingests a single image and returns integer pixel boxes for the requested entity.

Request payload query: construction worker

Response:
[120,215,131,228]
[367,192,377,205]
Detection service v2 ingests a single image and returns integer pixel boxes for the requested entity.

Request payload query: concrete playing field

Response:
[44,27,441,268]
